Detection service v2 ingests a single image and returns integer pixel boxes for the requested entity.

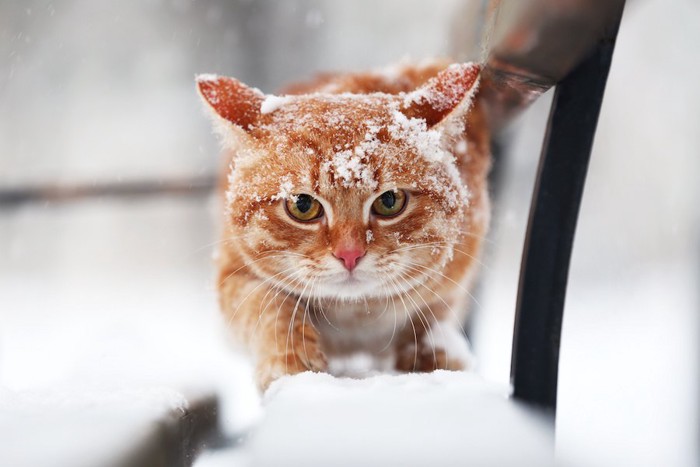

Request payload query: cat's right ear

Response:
[196,74,264,138]
[401,63,481,129]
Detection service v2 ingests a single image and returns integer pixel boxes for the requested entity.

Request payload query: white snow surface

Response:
[243,371,553,467]
[0,385,188,467]
[0,198,261,466]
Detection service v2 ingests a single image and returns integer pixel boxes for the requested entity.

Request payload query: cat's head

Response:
[197,63,482,300]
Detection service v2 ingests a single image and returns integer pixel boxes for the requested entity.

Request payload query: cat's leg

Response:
[394,314,475,373]
[220,275,327,391]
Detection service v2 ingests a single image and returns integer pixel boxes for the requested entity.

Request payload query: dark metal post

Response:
[510,3,626,412]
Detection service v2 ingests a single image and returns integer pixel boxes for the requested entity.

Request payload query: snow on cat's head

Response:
[197,63,482,300]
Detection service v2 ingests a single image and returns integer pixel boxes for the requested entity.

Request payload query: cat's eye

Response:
[285,194,323,222]
[372,190,407,217]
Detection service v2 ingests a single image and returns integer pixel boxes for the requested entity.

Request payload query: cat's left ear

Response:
[401,63,481,128]
[196,74,264,134]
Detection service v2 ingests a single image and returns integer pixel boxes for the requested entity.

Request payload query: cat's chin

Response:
[313,273,384,300]
[312,271,420,301]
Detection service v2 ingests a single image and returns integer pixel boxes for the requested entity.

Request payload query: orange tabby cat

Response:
[197,60,490,390]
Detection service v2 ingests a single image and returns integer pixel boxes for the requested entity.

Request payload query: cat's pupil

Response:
[296,195,312,213]
[381,191,395,208]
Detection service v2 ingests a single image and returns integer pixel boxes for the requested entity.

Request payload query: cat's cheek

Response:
[230,218,279,255]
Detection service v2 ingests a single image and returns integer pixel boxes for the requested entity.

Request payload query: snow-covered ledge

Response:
[216,371,553,467]
[0,386,218,467]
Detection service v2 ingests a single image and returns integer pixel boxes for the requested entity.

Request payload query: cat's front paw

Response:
[394,321,474,373]
[395,345,469,372]
[256,346,328,391]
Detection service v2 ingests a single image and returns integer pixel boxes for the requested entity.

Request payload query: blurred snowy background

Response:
[0,0,698,466]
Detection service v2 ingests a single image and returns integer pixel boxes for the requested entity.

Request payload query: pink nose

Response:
[333,248,366,271]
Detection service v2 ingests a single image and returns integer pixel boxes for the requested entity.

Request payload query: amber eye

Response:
[372,190,407,217]
[285,194,323,222]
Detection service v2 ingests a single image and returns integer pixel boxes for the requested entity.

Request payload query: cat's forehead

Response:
[254,94,397,147]
[247,94,451,192]
[254,94,448,162]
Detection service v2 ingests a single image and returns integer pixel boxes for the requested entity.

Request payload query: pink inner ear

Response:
[401,63,481,127]
[196,75,264,130]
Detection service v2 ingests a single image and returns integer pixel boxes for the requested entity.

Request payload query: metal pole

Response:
[510,2,626,412]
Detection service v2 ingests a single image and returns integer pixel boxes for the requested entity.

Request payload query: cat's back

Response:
[281,59,452,96]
